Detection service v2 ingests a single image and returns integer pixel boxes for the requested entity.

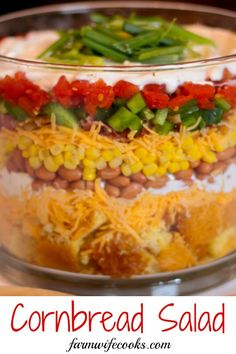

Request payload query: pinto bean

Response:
[97,167,120,180]
[6,158,16,173]
[196,173,208,180]
[120,183,142,199]
[131,172,147,184]
[195,162,213,175]
[86,181,95,191]
[217,147,235,161]
[212,161,227,175]
[190,160,200,169]
[175,169,193,180]
[32,179,47,191]
[70,180,86,190]
[109,176,130,187]
[25,160,35,178]
[35,166,55,181]
[12,149,25,172]
[145,176,168,189]
[58,166,82,181]
[105,184,121,197]
[53,177,69,189]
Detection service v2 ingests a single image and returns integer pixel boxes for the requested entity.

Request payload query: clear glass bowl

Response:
[0,1,236,295]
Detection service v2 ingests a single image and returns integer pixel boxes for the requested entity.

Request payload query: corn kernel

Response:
[64,144,74,152]
[28,144,38,157]
[44,156,59,172]
[168,162,180,173]
[141,153,156,165]
[202,150,217,164]
[143,163,158,176]
[50,144,64,156]
[83,158,96,168]
[28,156,42,169]
[230,131,236,145]
[113,148,122,157]
[134,147,148,160]
[214,140,227,152]
[182,136,194,150]
[102,150,113,162]
[121,164,132,176]
[53,153,64,166]
[179,160,189,170]
[64,151,72,161]
[22,150,30,158]
[39,150,50,161]
[156,166,167,176]
[86,147,100,160]
[187,146,202,161]
[18,136,32,150]
[109,158,122,168]
[64,161,77,170]
[77,147,85,160]
[130,161,143,173]
[159,142,175,153]
[95,158,107,170]
[83,167,96,181]
[5,141,15,152]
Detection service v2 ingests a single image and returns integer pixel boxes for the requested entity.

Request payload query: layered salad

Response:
[0,12,236,276]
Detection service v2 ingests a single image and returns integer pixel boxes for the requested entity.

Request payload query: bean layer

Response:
[120,183,143,199]
[97,167,120,180]
[109,176,130,187]
[105,184,121,197]
[58,166,82,181]
[35,166,55,181]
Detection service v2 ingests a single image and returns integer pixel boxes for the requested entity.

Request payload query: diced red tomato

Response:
[142,84,169,109]
[181,82,215,99]
[113,80,139,99]
[84,80,114,115]
[52,76,90,107]
[217,86,236,107]
[197,97,214,109]
[0,72,49,115]
[169,95,193,110]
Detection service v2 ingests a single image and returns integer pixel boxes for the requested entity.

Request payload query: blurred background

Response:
[1,0,236,16]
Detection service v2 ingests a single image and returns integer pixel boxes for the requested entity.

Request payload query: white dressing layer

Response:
[0,25,236,93]
[1,163,236,197]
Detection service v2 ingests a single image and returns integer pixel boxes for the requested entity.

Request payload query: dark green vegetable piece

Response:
[177,99,199,115]
[73,107,87,121]
[90,13,109,24]
[43,103,78,129]
[138,45,184,61]
[113,98,127,108]
[107,106,141,132]
[95,107,114,121]
[181,113,199,128]
[113,30,161,55]
[37,32,69,59]
[139,54,182,64]
[82,28,117,47]
[139,107,155,120]
[123,22,144,35]
[154,120,173,135]
[126,92,146,114]
[214,97,231,112]
[152,108,169,125]
[82,37,128,62]
[201,107,224,125]
[5,101,28,121]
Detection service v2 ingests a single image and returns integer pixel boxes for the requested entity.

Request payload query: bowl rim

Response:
[1,247,235,284]
[1,1,236,72]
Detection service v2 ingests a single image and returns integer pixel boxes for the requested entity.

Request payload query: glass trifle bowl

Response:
[0,1,236,295]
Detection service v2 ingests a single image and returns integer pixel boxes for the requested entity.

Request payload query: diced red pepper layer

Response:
[113,80,139,99]
[84,79,114,115]
[0,72,49,115]
[217,86,236,107]
[0,73,235,120]
[169,95,193,110]
[142,84,170,109]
